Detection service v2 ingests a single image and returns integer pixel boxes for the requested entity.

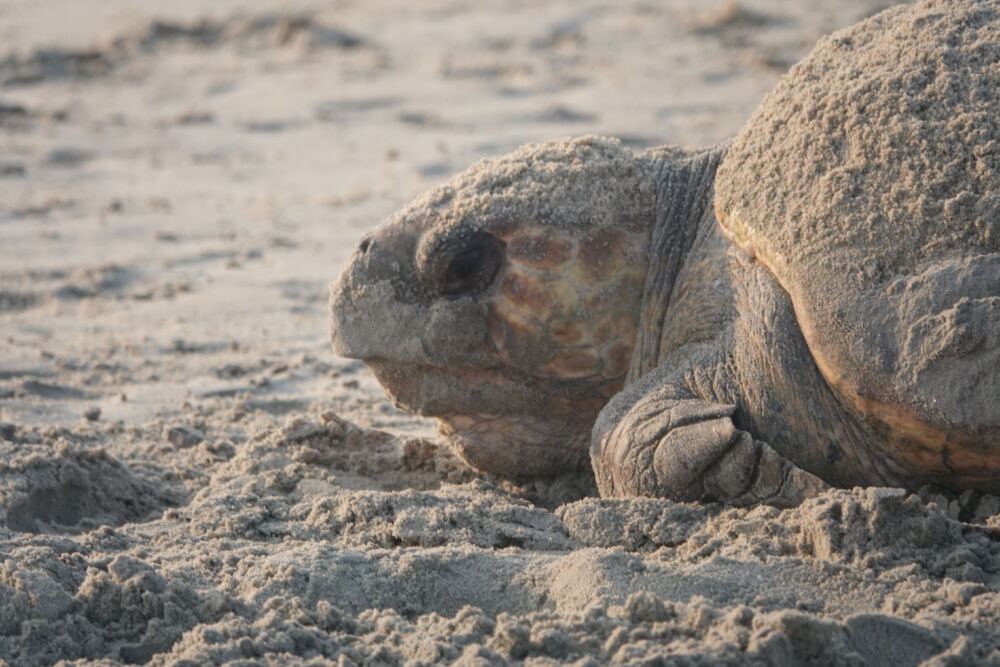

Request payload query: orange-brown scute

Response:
[577,228,633,282]
[498,271,548,311]
[550,320,586,345]
[486,302,546,367]
[506,234,573,271]
[487,224,646,385]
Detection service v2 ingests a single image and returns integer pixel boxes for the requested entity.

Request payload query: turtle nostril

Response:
[358,237,371,254]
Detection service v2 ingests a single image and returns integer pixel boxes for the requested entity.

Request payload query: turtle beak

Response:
[329,229,419,362]
[329,223,492,367]
[329,232,371,361]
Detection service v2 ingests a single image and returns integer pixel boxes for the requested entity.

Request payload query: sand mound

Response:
[0,441,176,534]
[1,415,999,665]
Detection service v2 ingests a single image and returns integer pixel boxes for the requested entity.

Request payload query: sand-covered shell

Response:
[715,0,1000,485]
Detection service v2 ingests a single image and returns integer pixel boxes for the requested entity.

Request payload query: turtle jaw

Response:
[363,357,608,477]
[438,413,594,477]
[363,359,533,418]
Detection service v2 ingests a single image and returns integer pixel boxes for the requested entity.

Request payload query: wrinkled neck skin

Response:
[630,143,732,382]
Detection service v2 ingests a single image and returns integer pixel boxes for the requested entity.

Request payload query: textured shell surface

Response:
[714,0,1000,485]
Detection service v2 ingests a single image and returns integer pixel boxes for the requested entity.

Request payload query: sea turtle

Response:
[330,0,1000,505]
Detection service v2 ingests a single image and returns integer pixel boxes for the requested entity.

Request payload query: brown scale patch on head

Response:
[599,341,634,379]
[494,269,582,330]
[550,319,587,346]
[576,228,633,283]
[506,233,574,272]
[497,270,549,312]
[591,313,633,346]
[485,223,647,384]
[542,347,602,380]
[486,301,551,368]
[583,279,644,328]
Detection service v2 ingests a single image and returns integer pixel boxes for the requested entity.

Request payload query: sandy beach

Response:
[2,0,999,664]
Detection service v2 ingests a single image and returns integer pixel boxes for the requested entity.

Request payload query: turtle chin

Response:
[364,359,526,417]
[438,414,592,478]
[364,359,595,477]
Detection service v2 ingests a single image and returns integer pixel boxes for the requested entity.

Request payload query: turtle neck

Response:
[629,141,730,381]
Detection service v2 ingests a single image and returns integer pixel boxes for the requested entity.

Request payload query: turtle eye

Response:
[442,233,503,296]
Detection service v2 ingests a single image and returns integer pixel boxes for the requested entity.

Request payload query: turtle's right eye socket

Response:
[445,246,484,289]
[441,232,503,297]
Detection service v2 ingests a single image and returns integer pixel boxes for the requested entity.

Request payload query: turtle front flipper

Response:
[590,357,828,506]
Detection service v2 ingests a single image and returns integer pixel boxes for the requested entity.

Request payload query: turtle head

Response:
[330,136,656,477]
